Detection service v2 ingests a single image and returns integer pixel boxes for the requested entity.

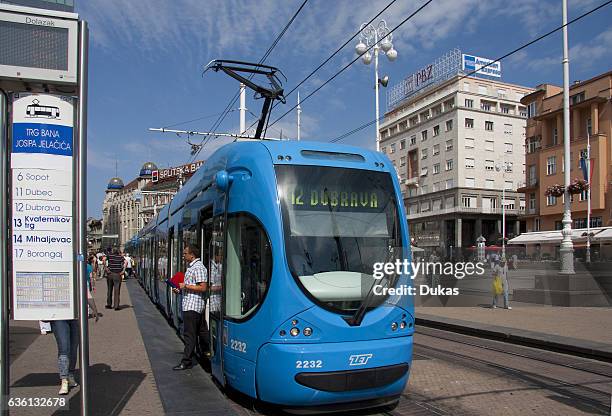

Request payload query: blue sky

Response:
[78,0,612,217]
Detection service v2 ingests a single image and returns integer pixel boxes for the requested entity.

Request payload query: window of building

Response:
[485,159,494,171]
[505,142,513,153]
[534,218,540,231]
[478,85,487,95]
[463,82,470,91]
[552,128,558,145]
[421,148,428,160]
[433,144,440,155]
[420,110,430,122]
[591,217,602,228]
[400,156,406,167]
[579,190,588,201]
[587,118,592,136]
[446,159,453,171]
[570,91,585,105]
[527,136,541,153]
[503,198,515,210]
[390,143,396,154]
[432,105,442,116]
[485,121,494,131]
[446,139,453,151]
[465,177,475,187]
[547,195,557,206]
[410,135,417,145]
[546,156,556,175]
[465,138,475,148]
[504,123,513,135]
[421,130,428,141]
[465,157,475,169]
[389,125,397,135]
[433,163,440,174]
[400,139,406,150]
[445,119,453,131]
[444,99,455,111]
[528,165,536,186]
[465,118,474,128]
[421,185,429,194]
[480,101,492,111]
[381,146,386,154]
[400,172,406,181]
[399,120,408,131]
[504,180,513,190]
[497,89,507,99]
[485,179,494,189]
[501,105,511,114]
[433,199,442,210]
[420,167,428,177]
[421,200,431,211]
[465,98,473,108]
[485,140,494,151]
[462,194,477,208]
[446,179,454,189]
[409,116,418,127]
[381,130,389,139]
[527,102,537,118]
[433,125,440,136]
[432,182,440,192]
[529,193,536,210]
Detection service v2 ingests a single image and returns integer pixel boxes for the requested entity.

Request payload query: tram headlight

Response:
[279,330,286,336]
[290,327,300,337]
[303,327,312,336]
[400,321,406,329]
[391,322,398,331]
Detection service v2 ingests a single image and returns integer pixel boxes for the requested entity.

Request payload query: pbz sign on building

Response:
[11,93,76,320]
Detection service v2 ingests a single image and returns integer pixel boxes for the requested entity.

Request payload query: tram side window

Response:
[210,216,225,318]
[225,214,272,320]
[170,228,180,276]
[183,226,198,273]
[158,236,168,281]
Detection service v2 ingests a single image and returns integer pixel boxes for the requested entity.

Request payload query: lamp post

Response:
[496,161,513,260]
[560,0,575,274]
[355,20,397,151]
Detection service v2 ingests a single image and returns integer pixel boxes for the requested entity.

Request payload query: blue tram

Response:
[131,140,414,411]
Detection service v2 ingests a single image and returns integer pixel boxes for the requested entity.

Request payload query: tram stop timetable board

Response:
[10,93,76,320]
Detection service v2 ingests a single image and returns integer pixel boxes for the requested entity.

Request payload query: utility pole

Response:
[586,125,591,263]
[560,0,575,274]
[297,91,301,141]
[239,83,246,134]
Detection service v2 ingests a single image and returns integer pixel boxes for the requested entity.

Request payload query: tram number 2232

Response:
[295,360,323,369]
[230,339,247,353]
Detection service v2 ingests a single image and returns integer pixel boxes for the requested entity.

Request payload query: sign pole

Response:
[0,89,9,416]
[77,20,90,416]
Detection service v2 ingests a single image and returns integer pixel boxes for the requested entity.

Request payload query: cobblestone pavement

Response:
[402,328,612,416]
[8,277,164,416]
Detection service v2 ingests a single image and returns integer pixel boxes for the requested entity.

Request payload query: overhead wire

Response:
[242,0,401,136]
[189,0,308,160]
[330,0,612,143]
[265,0,434,131]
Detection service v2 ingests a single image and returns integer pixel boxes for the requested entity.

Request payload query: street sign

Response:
[10,92,75,320]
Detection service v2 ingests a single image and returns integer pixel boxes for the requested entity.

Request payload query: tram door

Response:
[208,215,225,384]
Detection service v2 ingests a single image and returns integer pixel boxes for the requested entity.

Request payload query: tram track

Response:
[413,328,612,415]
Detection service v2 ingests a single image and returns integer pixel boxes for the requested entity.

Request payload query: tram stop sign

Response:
[10,92,76,320]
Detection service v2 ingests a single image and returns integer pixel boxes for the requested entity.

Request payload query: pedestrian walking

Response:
[173,244,207,370]
[51,319,79,395]
[87,255,100,321]
[124,252,133,279]
[491,257,511,309]
[106,248,125,310]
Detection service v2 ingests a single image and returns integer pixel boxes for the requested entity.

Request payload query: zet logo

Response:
[349,354,373,366]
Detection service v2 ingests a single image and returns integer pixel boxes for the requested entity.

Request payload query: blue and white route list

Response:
[11,93,76,320]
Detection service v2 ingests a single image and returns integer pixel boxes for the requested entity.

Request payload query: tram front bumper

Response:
[256,335,412,406]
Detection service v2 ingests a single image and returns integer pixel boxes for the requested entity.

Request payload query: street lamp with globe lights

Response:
[355,20,397,151]
[495,161,513,260]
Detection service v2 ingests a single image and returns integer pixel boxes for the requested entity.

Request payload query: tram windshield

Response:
[276,165,402,314]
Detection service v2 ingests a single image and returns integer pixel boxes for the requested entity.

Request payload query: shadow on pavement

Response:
[13,363,146,416]
[9,325,41,364]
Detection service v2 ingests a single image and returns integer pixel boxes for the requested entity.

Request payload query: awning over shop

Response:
[594,228,612,241]
[411,245,425,252]
[508,227,611,245]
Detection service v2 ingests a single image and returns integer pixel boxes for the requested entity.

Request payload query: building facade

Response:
[101,161,204,250]
[86,217,102,253]
[381,74,533,257]
[519,71,612,235]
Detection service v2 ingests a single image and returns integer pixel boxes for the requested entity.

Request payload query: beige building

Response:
[381,68,533,257]
[101,162,157,250]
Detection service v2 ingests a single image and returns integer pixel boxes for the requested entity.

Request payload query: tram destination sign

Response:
[10,92,76,320]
